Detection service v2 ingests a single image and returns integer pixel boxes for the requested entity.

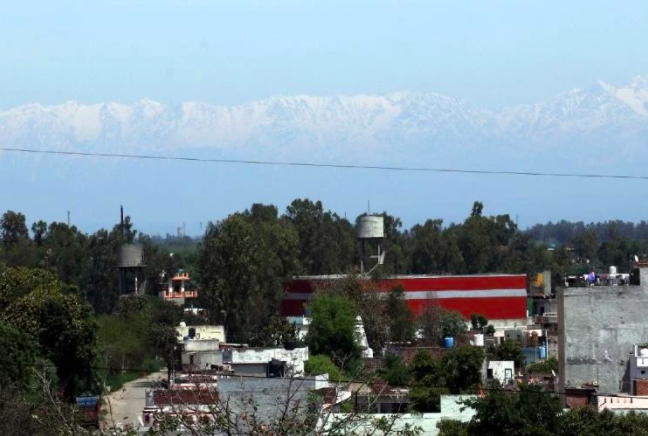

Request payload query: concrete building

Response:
[176,324,226,342]
[559,263,648,396]
[487,361,515,386]
[319,395,477,436]
[181,338,222,369]
[223,346,309,376]
[282,274,528,329]
[159,270,198,305]
[597,394,648,414]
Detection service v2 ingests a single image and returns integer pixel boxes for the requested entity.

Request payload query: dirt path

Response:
[102,370,167,431]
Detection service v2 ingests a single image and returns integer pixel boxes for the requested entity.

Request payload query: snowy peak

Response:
[1,76,647,159]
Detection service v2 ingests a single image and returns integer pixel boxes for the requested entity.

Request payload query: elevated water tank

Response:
[443,337,455,349]
[117,244,145,267]
[610,265,618,275]
[357,215,384,240]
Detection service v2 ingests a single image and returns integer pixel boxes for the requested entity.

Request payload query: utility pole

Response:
[67,210,70,226]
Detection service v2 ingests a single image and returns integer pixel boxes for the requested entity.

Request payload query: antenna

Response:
[67,210,70,226]
[368,200,371,214]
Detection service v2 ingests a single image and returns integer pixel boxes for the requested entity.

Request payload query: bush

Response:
[304,355,342,381]
[527,356,558,374]
[380,353,410,387]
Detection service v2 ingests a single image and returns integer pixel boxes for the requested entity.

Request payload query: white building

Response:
[223,346,309,376]
[318,395,477,435]
[487,361,515,386]
[176,324,226,342]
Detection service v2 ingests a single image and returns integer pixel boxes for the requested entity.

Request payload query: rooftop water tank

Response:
[474,334,484,347]
[610,265,618,275]
[443,337,455,349]
[640,348,648,357]
[357,216,384,240]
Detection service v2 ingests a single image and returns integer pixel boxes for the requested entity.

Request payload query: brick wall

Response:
[153,389,219,405]
[634,379,648,396]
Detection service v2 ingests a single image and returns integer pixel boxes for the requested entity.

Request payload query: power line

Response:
[2,146,647,181]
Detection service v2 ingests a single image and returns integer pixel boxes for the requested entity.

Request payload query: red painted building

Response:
[281,274,528,324]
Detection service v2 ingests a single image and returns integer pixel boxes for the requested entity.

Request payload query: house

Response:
[222,345,309,376]
[318,395,477,436]
[143,375,332,432]
[176,324,226,342]
[486,361,515,386]
[160,269,198,305]
[597,394,648,414]
[559,262,648,397]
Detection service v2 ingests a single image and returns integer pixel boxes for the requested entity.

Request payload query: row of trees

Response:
[0,210,191,314]
[194,199,565,344]
[438,384,648,436]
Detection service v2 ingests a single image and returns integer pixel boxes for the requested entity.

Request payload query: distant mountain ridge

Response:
[2,76,648,164]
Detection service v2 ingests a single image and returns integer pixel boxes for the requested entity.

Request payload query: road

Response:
[102,370,167,431]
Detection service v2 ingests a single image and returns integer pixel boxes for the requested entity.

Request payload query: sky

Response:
[2,0,648,110]
[2,1,648,234]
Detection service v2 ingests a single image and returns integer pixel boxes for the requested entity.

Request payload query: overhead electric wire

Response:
[1,146,647,180]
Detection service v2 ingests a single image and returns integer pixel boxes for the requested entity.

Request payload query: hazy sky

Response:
[2,1,648,234]
[2,0,648,109]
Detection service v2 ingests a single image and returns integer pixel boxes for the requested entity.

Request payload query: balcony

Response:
[534,313,558,325]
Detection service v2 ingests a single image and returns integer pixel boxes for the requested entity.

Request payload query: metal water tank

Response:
[357,216,384,239]
[117,244,144,267]
[610,265,618,275]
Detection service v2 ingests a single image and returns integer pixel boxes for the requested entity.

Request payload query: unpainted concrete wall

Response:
[560,269,648,395]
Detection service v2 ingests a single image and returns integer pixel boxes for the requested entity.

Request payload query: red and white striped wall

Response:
[280,274,528,322]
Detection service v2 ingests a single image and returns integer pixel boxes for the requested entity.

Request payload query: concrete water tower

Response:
[357,215,385,275]
[117,206,146,295]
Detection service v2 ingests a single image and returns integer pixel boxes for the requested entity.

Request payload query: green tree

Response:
[487,339,526,369]
[198,209,299,342]
[148,324,178,385]
[443,345,484,394]
[409,350,448,412]
[306,293,360,365]
[385,286,415,344]
[285,198,355,275]
[1,269,99,399]
[527,356,559,374]
[381,353,410,387]
[304,355,342,381]
[0,210,29,246]
[249,314,298,347]
[0,324,38,391]
[458,384,564,436]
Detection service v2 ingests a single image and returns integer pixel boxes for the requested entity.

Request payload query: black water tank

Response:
[188,327,196,339]
[284,339,297,350]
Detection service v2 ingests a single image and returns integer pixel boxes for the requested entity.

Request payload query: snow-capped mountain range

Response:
[2,76,648,165]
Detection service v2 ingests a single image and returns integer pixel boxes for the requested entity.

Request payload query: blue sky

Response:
[2,1,648,234]
[2,0,648,109]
